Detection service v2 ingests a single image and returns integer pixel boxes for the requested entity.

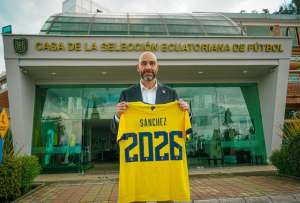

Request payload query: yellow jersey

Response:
[117,101,192,203]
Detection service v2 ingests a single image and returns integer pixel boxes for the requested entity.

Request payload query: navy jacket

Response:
[111,82,178,135]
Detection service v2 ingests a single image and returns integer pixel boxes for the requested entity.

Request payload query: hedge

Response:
[270,119,300,177]
[0,155,41,202]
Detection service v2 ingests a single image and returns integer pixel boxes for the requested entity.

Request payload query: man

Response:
[111,51,190,135]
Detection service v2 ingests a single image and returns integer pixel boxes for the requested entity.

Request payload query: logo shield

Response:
[13,38,28,55]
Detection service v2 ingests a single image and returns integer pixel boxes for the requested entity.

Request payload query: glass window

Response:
[246,26,272,36]
[164,19,196,25]
[41,88,83,120]
[47,16,55,21]
[33,84,265,170]
[51,22,89,32]
[82,87,122,120]
[32,86,125,170]
[56,16,91,23]
[289,73,300,83]
[167,24,203,34]
[285,108,300,119]
[129,18,162,24]
[0,82,7,90]
[32,88,83,170]
[193,15,226,21]
[90,31,129,35]
[129,24,166,34]
[43,14,243,36]
[203,25,240,35]
[41,22,52,31]
[161,15,192,20]
[93,18,127,24]
[174,85,266,166]
[200,20,233,26]
[285,27,299,46]
[91,23,128,32]
[81,87,123,162]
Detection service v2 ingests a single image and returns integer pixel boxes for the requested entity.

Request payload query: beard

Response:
[141,70,156,81]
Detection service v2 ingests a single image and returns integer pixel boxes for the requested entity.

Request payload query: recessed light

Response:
[101,71,107,75]
[198,71,204,74]
[243,70,248,74]
[51,72,57,76]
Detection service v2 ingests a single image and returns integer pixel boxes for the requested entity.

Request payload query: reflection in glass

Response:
[33,84,266,170]
[32,86,124,171]
[175,85,266,167]
[33,88,83,170]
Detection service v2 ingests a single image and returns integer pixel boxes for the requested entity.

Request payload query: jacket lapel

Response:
[155,82,166,104]
[135,83,143,101]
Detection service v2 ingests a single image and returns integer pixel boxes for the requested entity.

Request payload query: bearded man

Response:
[111,51,190,135]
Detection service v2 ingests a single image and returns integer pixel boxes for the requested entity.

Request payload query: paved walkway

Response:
[16,165,300,203]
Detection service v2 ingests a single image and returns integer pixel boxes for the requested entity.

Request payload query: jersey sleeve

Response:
[184,111,192,140]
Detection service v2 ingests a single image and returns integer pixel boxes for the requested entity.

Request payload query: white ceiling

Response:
[22,64,275,84]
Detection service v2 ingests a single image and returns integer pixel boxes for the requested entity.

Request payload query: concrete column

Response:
[258,59,289,159]
[5,59,35,155]
[271,59,289,152]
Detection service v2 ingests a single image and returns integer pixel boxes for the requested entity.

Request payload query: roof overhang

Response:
[3,34,292,83]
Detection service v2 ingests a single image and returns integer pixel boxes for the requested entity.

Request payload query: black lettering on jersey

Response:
[139,117,167,127]
[123,130,184,163]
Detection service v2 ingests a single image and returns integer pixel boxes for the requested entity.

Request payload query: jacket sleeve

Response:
[173,89,192,121]
[173,89,179,100]
[110,90,126,137]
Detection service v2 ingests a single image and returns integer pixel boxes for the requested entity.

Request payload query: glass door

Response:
[174,84,266,167]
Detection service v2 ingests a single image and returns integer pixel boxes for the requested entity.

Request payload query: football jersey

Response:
[117,101,192,203]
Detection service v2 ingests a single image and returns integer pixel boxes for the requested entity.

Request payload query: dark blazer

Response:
[111,82,178,135]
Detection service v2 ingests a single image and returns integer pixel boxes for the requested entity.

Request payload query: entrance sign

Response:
[14,38,28,55]
[34,41,284,53]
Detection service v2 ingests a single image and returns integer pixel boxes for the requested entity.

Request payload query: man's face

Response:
[137,52,159,82]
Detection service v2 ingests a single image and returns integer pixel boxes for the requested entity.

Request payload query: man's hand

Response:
[115,101,128,119]
[178,99,189,111]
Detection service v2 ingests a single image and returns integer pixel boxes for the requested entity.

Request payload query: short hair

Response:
[138,51,157,63]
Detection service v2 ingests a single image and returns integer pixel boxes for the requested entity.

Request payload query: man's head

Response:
[137,51,159,82]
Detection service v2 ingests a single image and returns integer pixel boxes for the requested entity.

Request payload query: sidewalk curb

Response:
[193,193,300,203]
[14,183,45,203]
[34,170,277,184]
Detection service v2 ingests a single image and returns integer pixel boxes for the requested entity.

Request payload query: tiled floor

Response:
[17,175,300,202]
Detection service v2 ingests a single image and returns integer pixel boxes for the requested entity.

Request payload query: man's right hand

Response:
[115,101,128,119]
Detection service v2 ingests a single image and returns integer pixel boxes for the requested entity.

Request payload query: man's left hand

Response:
[178,99,189,111]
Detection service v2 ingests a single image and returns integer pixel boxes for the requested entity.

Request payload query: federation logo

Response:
[13,38,28,55]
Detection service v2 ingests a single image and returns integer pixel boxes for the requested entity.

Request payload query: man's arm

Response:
[111,91,127,136]
[175,89,192,121]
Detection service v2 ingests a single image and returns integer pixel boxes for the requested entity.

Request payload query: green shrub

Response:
[285,134,300,176]
[270,119,300,177]
[0,154,41,201]
[17,155,41,193]
[270,146,290,174]
[0,157,22,202]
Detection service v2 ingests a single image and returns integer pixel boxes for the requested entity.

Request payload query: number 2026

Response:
[122,131,183,162]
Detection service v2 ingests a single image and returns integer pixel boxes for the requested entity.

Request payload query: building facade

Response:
[224,13,300,119]
[2,12,293,171]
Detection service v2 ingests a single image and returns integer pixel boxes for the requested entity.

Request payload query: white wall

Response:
[5,59,35,155]
[258,59,290,158]
[271,60,290,152]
